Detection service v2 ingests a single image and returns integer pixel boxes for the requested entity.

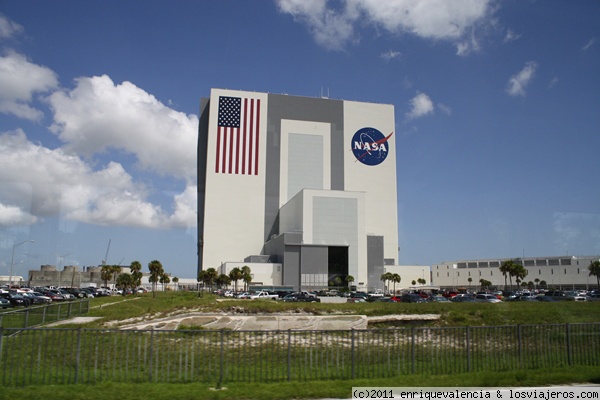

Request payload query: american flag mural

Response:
[215,96,261,175]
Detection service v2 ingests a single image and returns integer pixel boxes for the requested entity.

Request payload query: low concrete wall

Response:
[120,313,368,331]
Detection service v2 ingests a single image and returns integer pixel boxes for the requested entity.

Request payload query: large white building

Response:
[197,89,398,291]
[432,255,600,290]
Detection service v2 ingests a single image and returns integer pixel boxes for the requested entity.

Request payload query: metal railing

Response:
[0,300,90,330]
[0,322,598,387]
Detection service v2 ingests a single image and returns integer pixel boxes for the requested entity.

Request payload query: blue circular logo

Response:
[351,127,392,166]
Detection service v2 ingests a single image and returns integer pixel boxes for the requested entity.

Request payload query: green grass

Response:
[2,367,599,400]
[71,291,600,329]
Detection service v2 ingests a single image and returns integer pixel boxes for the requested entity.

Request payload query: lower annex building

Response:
[197,89,398,292]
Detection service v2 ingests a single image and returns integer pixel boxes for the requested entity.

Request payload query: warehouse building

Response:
[431,255,600,290]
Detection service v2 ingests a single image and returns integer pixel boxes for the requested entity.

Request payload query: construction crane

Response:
[101,239,111,266]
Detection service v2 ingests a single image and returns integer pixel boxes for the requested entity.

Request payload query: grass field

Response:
[80,291,600,328]
[2,292,600,399]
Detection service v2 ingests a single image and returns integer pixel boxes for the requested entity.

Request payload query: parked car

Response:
[0,293,32,307]
[346,298,366,303]
[0,297,13,308]
[22,292,51,304]
[474,294,502,303]
[400,294,426,303]
[450,294,475,303]
[282,293,321,303]
[563,291,586,301]
[428,295,451,303]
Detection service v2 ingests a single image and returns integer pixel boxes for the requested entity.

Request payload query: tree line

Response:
[197,266,253,292]
[100,260,179,297]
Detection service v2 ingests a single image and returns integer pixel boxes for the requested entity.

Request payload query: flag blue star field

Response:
[215,96,261,175]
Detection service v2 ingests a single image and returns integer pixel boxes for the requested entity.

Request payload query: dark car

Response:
[0,297,13,308]
[450,294,475,303]
[283,293,320,303]
[22,292,51,304]
[0,293,32,307]
[400,294,426,303]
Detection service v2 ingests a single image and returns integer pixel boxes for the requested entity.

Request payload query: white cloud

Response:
[582,37,596,51]
[0,51,59,121]
[0,14,23,39]
[277,0,493,51]
[47,75,198,182]
[437,103,452,115]
[0,129,197,229]
[506,61,537,97]
[381,50,402,61]
[406,92,434,119]
[503,29,521,43]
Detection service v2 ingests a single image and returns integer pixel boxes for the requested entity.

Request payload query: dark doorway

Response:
[328,246,348,286]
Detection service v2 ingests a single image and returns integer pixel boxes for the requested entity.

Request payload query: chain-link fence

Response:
[0,300,90,329]
[1,322,598,387]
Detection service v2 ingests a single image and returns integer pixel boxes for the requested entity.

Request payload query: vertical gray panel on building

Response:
[283,245,300,289]
[300,246,328,275]
[367,235,384,290]
[287,133,323,199]
[264,94,345,243]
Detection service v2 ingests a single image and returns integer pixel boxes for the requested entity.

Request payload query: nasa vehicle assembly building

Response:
[197,89,398,292]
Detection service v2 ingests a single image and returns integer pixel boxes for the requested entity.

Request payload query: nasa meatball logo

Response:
[351,127,393,166]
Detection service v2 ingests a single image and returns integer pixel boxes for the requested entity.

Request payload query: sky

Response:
[0,0,599,280]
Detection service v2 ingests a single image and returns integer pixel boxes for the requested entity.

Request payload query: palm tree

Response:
[130,261,143,290]
[203,268,218,292]
[380,272,392,292]
[159,272,170,291]
[479,279,491,291]
[345,275,355,290]
[241,265,252,291]
[172,276,179,291]
[392,273,401,294]
[588,260,600,289]
[148,260,164,297]
[228,267,243,292]
[499,260,515,291]
[110,265,122,290]
[534,278,540,290]
[467,277,473,291]
[116,272,133,294]
[514,264,528,288]
[215,274,231,289]
[100,265,113,289]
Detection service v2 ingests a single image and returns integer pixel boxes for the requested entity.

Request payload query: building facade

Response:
[198,89,398,291]
[432,255,600,291]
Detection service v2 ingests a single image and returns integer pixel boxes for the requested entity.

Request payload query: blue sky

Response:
[1,0,599,280]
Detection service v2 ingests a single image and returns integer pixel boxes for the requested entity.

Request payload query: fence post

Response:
[217,329,224,389]
[24,308,29,328]
[566,323,572,365]
[466,326,471,372]
[148,330,154,382]
[74,328,82,384]
[67,302,72,318]
[287,329,291,381]
[351,329,356,379]
[411,327,415,374]
[42,305,47,324]
[517,325,522,368]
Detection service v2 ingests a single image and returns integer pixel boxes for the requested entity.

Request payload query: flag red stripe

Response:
[249,99,254,175]
[254,99,260,175]
[242,99,247,175]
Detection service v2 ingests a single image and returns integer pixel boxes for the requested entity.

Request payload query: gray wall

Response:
[264,94,345,244]
[367,235,384,291]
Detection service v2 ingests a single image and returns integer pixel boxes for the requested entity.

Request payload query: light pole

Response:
[8,240,34,288]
